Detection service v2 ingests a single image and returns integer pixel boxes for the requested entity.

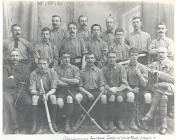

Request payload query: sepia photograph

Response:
[1,0,175,138]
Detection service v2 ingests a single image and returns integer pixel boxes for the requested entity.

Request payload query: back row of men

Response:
[3,15,174,135]
[3,15,174,70]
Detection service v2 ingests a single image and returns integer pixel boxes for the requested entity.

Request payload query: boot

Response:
[100,104,108,130]
[127,102,139,131]
[30,106,38,134]
[117,120,125,131]
[130,119,139,131]
[51,104,58,131]
[65,119,72,133]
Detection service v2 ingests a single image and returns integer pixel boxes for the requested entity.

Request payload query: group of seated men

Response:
[3,15,174,135]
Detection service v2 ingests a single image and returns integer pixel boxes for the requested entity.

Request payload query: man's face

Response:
[107,52,117,65]
[38,60,49,72]
[79,16,88,29]
[130,52,139,63]
[132,18,142,31]
[62,53,70,65]
[10,51,20,64]
[106,18,114,31]
[86,54,95,66]
[157,24,167,36]
[92,26,101,38]
[68,24,77,37]
[42,30,50,42]
[157,47,167,61]
[52,16,61,29]
[115,31,124,43]
[12,26,22,39]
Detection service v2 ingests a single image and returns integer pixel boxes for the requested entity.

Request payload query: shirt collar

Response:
[78,27,89,32]
[69,36,77,39]
[85,65,96,71]
[106,29,114,34]
[92,36,101,41]
[60,63,72,69]
[159,58,169,66]
[52,28,61,32]
[128,61,139,67]
[42,40,51,46]
[134,29,142,34]
[157,35,167,41]
[36,68,49,76]
[107,63,117,69]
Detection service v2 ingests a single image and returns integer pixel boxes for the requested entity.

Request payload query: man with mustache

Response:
[50,15,68,58]
[29,57,58,133]
[77,15,90,42]
[55,51,80,133]
[86,24,108,66]
[3,49,31,134]
[61,22,88,69]
[3,24,33,65]
[34,27,59,68]
[128,17,151,65]
[149,23,174,62]
[141,47,174,135]
[102,16,115,47]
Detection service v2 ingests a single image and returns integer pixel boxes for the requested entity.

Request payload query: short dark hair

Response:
[158,22,166,27]
[91,24,101,32]
[60,51,70,57]
[132,16,142,22]
[68,22,77,29]
[129,48,139,55]
[41,27,51,34]
[78,15,88,22]
[38,57,49,63]
[11,24,21,31]
[85,51,94,58]
[107,50,117,56]
[115,28,124,35]
[52,15,61,22]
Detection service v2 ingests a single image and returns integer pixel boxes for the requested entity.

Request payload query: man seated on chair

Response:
[78,52,108,129]
[29,57,58,134]
[102,51,128,130]
[55,51,80,133]
[124,48,150,131]
[141,47,174,135]
[3,49,31,134]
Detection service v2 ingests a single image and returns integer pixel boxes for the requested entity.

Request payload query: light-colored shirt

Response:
[101,30,115,47]
[102,63,128,88]
[34,41,59,65]
[125,62,148,87]
[3,37,33,60]
[29,68,57,91]
[80,65,105,90]
[86,37,108,61]
[109,40,130,61]
[128,30,151,52]
[61,36,87,59]
[50,28,68,51]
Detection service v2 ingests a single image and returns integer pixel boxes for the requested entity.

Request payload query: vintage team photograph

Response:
[2,0,174,135]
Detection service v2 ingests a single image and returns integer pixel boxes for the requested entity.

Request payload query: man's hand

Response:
[154,82,169,91]
[109,87,119,93]
[87,93,95,101]
[133,87,140,94]
[8,75,14,79]
[58,80,69,86]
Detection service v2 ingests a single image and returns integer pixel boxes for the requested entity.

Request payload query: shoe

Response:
[140,120,149,131]
[117,121,125,131]
[159,127,167,135]
[141,115,152,122]
[130,120,139,131]
[65,119,72,134]
[108,121,116,130]
[13,128,20,134]
[52,122,58,132]
[101,119,109,130]
[168,111,174,118]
